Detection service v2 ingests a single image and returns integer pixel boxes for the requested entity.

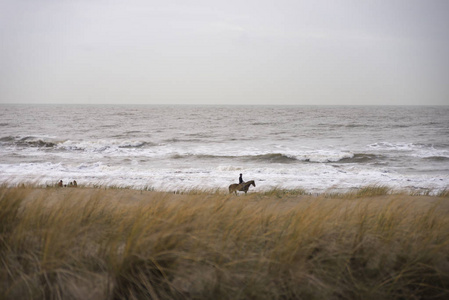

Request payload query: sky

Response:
[1,0,448,105]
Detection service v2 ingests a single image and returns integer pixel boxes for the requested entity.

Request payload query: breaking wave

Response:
[1,136,59,148]
[369,142,449,159]
[340,153,385,163]
[169,152,356,164]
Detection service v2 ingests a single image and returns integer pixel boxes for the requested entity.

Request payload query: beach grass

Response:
[1,185,449,299]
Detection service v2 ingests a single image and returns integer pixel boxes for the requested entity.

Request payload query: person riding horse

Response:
[229,180,256,194]
[230,173,255,195]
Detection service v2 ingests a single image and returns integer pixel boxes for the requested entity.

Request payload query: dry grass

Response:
[1,185,449,299]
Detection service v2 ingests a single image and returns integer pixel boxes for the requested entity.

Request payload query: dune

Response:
[1,185,449,299]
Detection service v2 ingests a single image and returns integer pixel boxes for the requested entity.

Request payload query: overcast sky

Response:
[1,0,448,105]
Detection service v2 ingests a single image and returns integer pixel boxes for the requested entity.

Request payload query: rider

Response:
[239,173,244,184]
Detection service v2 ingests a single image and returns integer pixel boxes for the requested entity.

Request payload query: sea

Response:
[1,104,448,194]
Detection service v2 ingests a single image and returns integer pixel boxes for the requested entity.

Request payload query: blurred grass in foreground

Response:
[1,185,449,299]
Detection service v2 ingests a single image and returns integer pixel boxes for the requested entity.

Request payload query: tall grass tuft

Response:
[1,186,449,299]
[325,185,391,199]
[261,187,309,198]
[0,185,25,241]
[437,188,449,198]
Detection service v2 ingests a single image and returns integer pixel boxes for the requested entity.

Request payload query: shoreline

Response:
[6,181,449,197]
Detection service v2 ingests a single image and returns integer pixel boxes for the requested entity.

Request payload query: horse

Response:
[229,180,256,194]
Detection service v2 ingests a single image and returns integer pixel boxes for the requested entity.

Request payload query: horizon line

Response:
[1,103,448,107]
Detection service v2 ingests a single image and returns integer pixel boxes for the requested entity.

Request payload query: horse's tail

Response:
[229,184,238,194]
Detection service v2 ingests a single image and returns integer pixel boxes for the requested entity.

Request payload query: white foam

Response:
[291,150,354,163]
[368,142,449,158]
[2,160,447,194]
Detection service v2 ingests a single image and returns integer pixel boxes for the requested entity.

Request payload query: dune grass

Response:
[1,185,449,299]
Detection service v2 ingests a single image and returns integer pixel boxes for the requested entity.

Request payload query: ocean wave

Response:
[293,151,354,163]
[1,136,60,148]
[246,153,298,163]
[172,153,300,163]
[1,136,158,155]
[21,139,58,148]
[369,142,434,150]
[58,139,156,152]
[76,162,105,170]
[163,134,216,143]
[344,124,369,128]
[169,151,356,164]
[369,142,449,159]
[251,122,272,126]
[0,136,15,142]
[112,131,144,138]
[163,138,203,143]
[170,154,234,160]
[118,141,154,148]
[339,153,384,163]
[423,156,449,162]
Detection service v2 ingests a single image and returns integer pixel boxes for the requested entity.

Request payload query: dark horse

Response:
[229,180,256,194]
